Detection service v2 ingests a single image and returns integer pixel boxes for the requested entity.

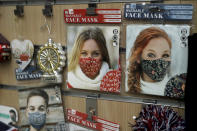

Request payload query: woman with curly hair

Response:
[127,27,172,96]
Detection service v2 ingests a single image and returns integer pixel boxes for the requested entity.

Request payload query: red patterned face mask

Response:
[79,57,102,79]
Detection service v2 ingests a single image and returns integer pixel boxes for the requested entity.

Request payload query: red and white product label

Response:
[67,109,120,131]
[64,9,121,23]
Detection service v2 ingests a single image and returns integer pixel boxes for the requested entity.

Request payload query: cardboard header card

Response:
[124,3,193,21]
[64,9,121,23]
[67,109,120,131]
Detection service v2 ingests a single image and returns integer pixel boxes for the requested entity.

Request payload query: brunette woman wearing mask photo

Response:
[67,27,111,90]
[25,89,49,131]
[127,27,172,96]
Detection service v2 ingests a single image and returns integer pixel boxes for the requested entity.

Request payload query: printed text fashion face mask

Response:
[79,57,102,79]
[28,112,46,130]
[141,58,171,82]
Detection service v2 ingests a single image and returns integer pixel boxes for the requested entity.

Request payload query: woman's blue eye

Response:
[162,54,170,58]
[92,52,100,57]
[147,53,156,58]
[80,52,87,56]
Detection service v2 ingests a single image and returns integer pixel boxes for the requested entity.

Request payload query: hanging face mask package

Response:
[17,85,65,131]
[65,6,122,93]
[125,3,193,98]
[0,33,11,63]
[124,2,194,131]
[64,2,122,130]
[11,38,44,80]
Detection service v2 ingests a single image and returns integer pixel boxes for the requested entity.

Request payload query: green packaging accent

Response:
[0,113,10,119]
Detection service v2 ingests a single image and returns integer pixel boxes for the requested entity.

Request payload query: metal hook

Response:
[42,4,53,17]
[86,0,100,16]
[14,5,24,17]
[86,94,99,122]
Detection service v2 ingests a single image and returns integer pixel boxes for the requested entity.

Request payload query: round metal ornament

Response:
[37,38,66,83]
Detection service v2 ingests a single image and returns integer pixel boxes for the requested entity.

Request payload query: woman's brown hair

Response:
[128,27,172,93]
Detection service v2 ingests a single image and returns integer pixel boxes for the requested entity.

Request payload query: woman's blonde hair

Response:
[68,27,110,71]
[128,27,172,93]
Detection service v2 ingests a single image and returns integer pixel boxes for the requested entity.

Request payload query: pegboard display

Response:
[0,0,196,130]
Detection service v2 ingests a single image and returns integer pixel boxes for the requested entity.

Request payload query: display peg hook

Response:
[86,94,100,122]
[150,0,164,3]
[86,0,100,16]
[14,5,24,17]
[42,4,53,17]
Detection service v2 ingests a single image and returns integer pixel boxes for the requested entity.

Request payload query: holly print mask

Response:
[79,57,102,79]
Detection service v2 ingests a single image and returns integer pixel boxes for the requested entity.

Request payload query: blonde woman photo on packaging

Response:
[67,26,120,92]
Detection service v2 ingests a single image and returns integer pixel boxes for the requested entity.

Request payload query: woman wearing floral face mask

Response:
[25,89,49,131]
[67,28,111,90]
[127,27,172,96]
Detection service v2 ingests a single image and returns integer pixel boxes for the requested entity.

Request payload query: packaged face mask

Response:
[126,24,190,98]
[164,73,186,99]
[67,26,120,93]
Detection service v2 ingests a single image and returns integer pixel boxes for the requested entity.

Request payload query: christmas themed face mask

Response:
[79,57,102,79]
[141,58,170,82]
[28,112,46,130]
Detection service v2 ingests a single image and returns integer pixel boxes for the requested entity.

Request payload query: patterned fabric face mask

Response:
[79,57,102,79]
[141,58,170,82]
[28,112,46,130]
[164,73,186,99]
